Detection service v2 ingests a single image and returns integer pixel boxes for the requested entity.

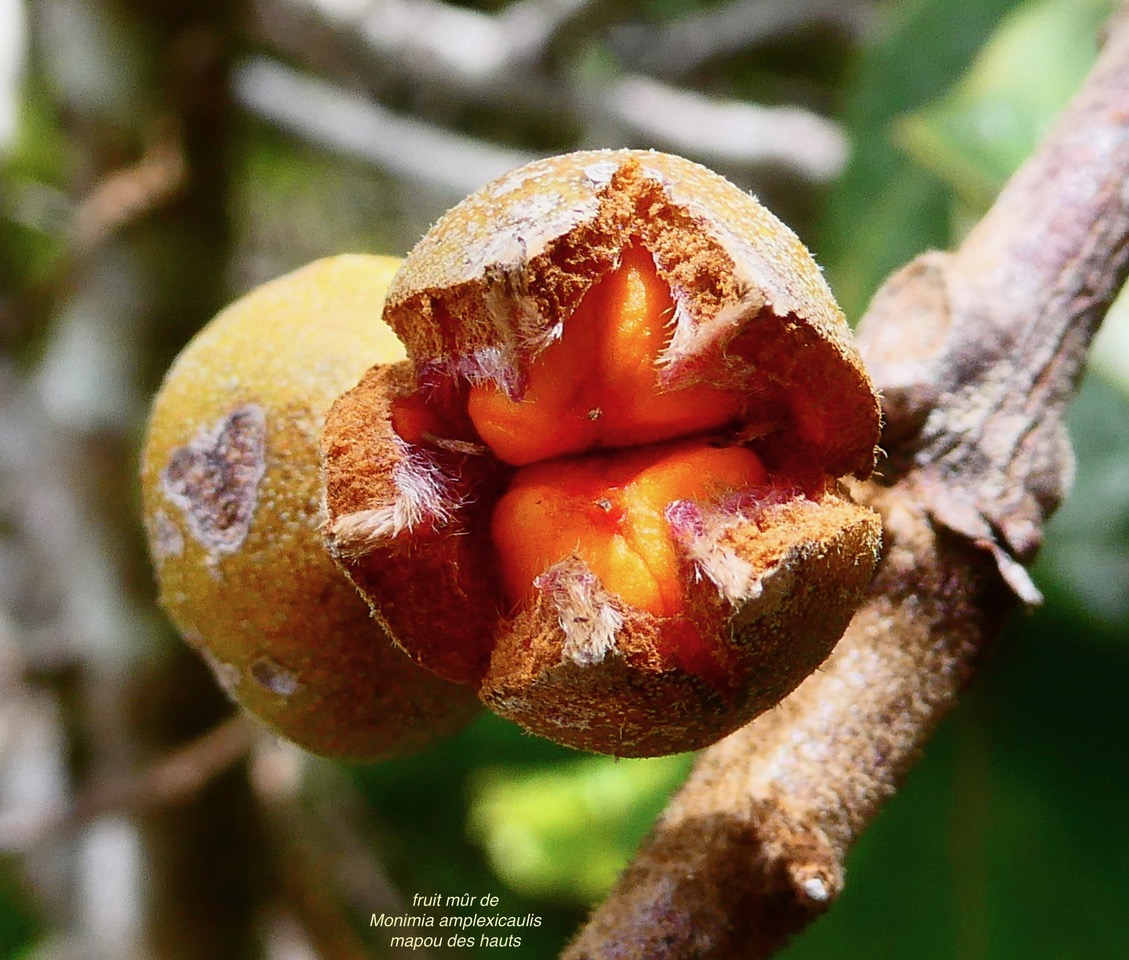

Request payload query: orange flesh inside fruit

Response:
[493,442,767,615]
[467,245,745,466]
[391,394,446,446]
[423,243,783,676]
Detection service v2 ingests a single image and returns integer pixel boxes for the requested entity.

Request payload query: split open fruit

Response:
[322,150,883,756]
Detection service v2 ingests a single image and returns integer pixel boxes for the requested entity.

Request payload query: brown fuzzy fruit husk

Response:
[383,149,879,479]
[141,255,480,760]
[322,151,883,757]
[322,361,507,687]
[482,490,880,757]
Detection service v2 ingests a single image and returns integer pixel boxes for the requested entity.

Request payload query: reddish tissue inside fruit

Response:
[395,242,807,679]
[493,441,767,616]
[391,393,447,446]
[466,244,783,625]
[467,246,746,466]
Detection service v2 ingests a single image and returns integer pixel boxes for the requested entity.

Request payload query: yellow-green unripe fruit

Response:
[141,255,480,759]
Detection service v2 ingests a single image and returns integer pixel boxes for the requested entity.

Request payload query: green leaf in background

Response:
[468,752,693,903]
[897,0,1112,214]
[1036,372,1129,635]
[803,3,1129,958]
[781,596,1129,960]
[1089,283,1129,397]
[348,714,588,955]
[0,867,38,959]
[819,0,1021,320]
[1,84,70,300]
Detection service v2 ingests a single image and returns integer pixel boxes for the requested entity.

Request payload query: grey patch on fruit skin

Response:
[200,648,242,698]
[733,556,798,618]
[150,509,184,560]
[250,657,301,698]
[660,284,766,376]
[536,559,623,666]
[582,160,619,188]
[160,405,267,562]
[675,512,758,606]
[328,444,453,558]
[668,499,799,615]
[181,626,205,650]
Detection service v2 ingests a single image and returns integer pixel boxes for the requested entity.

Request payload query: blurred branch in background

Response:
[609,0,874,78]
[1,713,258,854]
[251,742,427,960]
[233,57,536,201]
[2,0,270,957]
[69,122,186,255]
[0,0,23,155]
[599,75,847,182]
[250,0,852,190]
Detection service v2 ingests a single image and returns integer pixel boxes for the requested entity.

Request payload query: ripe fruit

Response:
[140,255,480,760]
[322,151,883,757]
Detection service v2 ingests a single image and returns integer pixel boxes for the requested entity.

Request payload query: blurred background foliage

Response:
[1,0,1127,957]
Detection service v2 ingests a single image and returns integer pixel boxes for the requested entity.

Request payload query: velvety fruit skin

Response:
[322,151,884,757]
[141,255,480,760]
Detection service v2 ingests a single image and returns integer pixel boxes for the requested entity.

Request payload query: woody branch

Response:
[566,9,1129,960]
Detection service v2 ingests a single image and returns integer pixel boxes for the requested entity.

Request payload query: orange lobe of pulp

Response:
[467,245,745,466]
[391,394,446,446]
[492,442,767,617]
